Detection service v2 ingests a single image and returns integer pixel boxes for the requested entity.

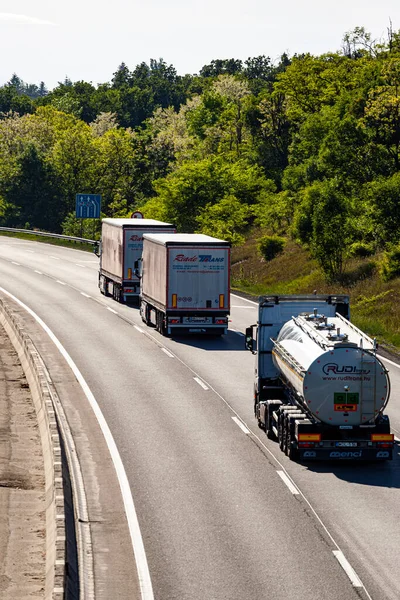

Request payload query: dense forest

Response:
[2,25,400,283]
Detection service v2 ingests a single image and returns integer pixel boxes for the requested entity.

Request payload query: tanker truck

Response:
[245,295,393,461]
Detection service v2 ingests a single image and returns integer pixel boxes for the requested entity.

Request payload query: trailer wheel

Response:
[103,277,110,297]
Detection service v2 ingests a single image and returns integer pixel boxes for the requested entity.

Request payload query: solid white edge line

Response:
[34,270,43,275]
[232,416,250,434]
[230,293,258,306]
[332,550,363,587]
[161,348,174,358]
[0,287,154,600]
[80,292,90,298]
[276,470,300,495]
[75,264,86,268]
[50,256,60,260]
[56,280,66,285]
[106,307,118,314]
[134,325,144,333]
[194,376,209,390]
[11,261,20,265]
[378,354,400,369]
[231,305,254,308]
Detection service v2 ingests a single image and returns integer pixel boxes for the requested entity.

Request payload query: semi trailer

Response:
[139,233,231,336]
[97,218,175,303]
[245,295,393,461]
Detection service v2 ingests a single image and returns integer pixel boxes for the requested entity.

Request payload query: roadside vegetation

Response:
[2,25,400,350]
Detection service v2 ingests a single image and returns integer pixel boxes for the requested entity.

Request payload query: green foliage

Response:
[196,195,252,244]
[257,235,285,261]
[147,156,268,232]
[293,179,353,281]
[380,247,400,281]
[349,242,375,257]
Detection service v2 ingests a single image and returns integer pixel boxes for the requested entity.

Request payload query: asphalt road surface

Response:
[1,236,400,600]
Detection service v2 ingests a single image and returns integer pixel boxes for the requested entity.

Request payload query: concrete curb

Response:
[0,297,66,600]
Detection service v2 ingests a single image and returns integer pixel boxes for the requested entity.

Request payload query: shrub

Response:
[349,242,375,258]
[257,235,285,261]
[380,247,400,281]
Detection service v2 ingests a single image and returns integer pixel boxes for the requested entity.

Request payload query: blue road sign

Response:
[75,194,101,218]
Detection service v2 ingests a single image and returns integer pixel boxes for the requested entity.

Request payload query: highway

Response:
[1,236,400,600]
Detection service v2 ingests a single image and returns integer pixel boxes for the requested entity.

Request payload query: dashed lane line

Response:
[333,551,363,588]
[232,416,250,434]
[276,471,300,495]
[161,348,174,358]
[193,377,209,390]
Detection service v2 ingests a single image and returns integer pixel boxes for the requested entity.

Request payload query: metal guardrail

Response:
[0,226,98,245]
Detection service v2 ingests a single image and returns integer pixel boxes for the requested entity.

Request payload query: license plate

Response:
[183,317,211,324]
[336,442,358,447]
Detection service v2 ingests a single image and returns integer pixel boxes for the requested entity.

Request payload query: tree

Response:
[293,179,353,280]
[196,195,252,244]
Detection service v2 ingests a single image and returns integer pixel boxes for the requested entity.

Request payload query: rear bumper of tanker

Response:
[293,424,394,461]
[297,445,393,461]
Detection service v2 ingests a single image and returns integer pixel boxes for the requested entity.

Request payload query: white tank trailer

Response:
[245,295,393,461]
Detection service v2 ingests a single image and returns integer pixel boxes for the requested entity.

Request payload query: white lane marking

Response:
[194,376,209,390]
[161,347,174,358]
[12,261,20,266]
[333,550,363,587]
[34,270,43,275]
[107,307,118,314]
[80,292,91,298]
[0,287,154,600]
[50,256,60,260]
[26,250,35,253]
[276,471,300,495]
[231,305,254,308]
[230,329,244,336]
[231,293,258,306]
[394,436,400,442]
[134,325,144,333]
[75,264,86,268]
[232,416,250,434]
[379,355,400,369]
[56,280,66,286]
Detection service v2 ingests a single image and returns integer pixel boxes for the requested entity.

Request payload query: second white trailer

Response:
[140,233,231,335]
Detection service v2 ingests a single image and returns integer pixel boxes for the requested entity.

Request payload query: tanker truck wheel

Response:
[287,434,299,461]
[278,414,286,451]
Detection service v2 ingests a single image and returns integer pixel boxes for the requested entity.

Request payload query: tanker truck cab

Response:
[246,295,394,462]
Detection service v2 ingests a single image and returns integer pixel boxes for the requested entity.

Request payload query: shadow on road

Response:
[302,441,400,488]
[170,329,246,351]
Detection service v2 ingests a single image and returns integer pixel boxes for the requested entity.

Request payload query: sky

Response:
[0,0,399,90]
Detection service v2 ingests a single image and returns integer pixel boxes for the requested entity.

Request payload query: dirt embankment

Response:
[0,324,45,599]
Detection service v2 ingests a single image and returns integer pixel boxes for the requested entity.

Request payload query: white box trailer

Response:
[98,218,175,303]
[140,233,231,335]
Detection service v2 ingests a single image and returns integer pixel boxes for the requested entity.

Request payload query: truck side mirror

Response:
[245,326,256,354]
[134,259,141,278]
[93,242,101,257]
